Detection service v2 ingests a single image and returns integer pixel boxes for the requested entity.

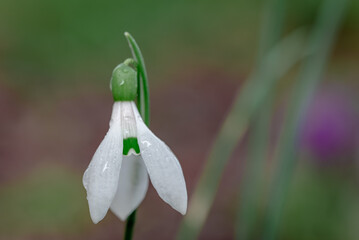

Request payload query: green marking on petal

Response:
[123,137,140,155]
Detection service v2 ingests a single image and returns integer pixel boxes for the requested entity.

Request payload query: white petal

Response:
[132,102,187,214]
[110,154,149,221]
[83,103,123,224]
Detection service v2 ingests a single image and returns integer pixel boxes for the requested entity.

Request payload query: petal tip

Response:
[176,202,187,215]
[87,196,112,224]
[89,210,106,224]
[168,196,187,215]
[119,214,127,221]
[91,217,100,224]
[179,208,187,215]
[110,207,130,221]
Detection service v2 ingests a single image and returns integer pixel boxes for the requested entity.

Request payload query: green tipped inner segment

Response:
[123,137,140,155]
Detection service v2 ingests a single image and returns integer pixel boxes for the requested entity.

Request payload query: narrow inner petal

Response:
[110,154,149,221]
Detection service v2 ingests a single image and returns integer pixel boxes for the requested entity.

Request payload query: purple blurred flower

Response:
[300,84,358,161]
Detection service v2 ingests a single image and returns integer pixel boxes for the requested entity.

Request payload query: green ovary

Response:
[111,61,137,101]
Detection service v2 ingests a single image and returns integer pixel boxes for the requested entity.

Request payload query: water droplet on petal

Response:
[102,162,109,173]
[142,140,151,147]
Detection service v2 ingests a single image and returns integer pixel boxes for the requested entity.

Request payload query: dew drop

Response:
[142,140,151,147]
[102,162,109,173]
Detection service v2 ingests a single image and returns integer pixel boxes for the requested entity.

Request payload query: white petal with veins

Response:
[132,102,187,214]
[83,103,123,223]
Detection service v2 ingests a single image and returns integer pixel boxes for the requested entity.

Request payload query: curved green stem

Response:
[125,32,150,126]
[122,32,150,240]
[124,211,136,240]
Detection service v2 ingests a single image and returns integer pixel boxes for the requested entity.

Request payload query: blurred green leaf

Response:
[0,165,89,237]
[263,0,348,239]
[236,0,286,238]
[280,162,359,240]
[177,29,306,240]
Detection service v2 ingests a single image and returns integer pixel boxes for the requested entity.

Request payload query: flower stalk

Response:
[123,32,150,240]
[125,32,150,126]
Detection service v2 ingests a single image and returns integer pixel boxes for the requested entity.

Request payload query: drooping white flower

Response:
[83,62,187,224]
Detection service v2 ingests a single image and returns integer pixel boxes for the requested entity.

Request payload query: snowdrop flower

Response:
[83,61,187,224]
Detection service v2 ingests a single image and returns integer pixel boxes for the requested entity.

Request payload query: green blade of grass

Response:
[176,29,306,240]
[263,0,348,239]
[236,0,286,238]
[257,0,286,61]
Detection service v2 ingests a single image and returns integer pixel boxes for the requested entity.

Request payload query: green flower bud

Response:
[111,60,137,101]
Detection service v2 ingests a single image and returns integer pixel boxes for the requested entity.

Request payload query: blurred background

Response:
[0,0,358,239]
